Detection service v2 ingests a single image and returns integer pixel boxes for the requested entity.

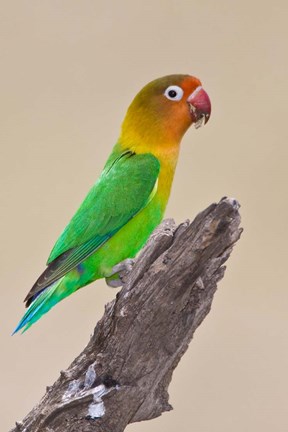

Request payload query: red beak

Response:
[187,86,211,128]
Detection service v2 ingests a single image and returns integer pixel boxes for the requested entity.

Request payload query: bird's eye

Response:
[164,85,184,101]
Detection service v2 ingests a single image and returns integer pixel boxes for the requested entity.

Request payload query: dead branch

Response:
[11,197,242,432]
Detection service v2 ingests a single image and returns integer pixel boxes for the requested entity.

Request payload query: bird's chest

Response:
[156,157,178,208]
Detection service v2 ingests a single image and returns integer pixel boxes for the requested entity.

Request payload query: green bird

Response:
[14,74,211,333]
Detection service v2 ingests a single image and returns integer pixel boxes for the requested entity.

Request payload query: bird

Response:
[14,74,211,333]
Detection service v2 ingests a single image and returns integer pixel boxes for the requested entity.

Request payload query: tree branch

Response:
[11,197,242,432]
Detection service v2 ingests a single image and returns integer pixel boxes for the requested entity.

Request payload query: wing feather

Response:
[25,151,160,305]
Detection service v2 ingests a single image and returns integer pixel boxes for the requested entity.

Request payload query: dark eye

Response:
[168,89,177,98]
[164,85,184,101]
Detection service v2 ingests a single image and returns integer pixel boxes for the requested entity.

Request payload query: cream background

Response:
[1,1,287,430]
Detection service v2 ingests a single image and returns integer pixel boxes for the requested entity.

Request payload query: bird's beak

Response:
[187,86,211,129]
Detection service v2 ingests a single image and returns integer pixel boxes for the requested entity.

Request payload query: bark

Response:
[11,197,242,432]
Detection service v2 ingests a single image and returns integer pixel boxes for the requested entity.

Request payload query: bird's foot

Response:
[105,259,135,288]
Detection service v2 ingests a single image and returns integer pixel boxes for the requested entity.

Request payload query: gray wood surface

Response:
[12,197,242,432]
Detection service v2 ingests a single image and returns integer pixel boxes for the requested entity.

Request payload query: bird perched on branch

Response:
[14,74,211,333]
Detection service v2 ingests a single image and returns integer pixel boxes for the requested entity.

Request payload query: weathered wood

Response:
[11,197,242,432]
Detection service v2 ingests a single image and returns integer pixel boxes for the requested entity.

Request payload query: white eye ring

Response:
[164,85,184,101]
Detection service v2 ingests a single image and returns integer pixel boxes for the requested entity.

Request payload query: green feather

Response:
[48,150,159,262]
[24,150,160,305]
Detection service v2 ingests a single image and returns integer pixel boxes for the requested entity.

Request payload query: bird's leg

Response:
[105,258,135,288]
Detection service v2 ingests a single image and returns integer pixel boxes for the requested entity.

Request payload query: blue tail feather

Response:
[13,281,58,334]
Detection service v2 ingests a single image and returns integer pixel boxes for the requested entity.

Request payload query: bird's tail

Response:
[13,278,65,334]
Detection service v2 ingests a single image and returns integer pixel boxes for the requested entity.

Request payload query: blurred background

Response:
[1,1,287,431]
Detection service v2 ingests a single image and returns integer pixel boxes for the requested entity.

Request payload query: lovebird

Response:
[14,74,211,333]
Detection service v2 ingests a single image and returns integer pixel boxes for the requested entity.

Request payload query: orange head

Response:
[120,74,211,149]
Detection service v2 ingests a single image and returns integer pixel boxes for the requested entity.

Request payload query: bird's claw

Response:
[105,259,135,288]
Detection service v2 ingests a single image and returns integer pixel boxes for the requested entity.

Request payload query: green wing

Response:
[25,151,160,304]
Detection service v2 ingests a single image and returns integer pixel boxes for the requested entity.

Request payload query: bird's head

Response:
[120,74,211,150]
